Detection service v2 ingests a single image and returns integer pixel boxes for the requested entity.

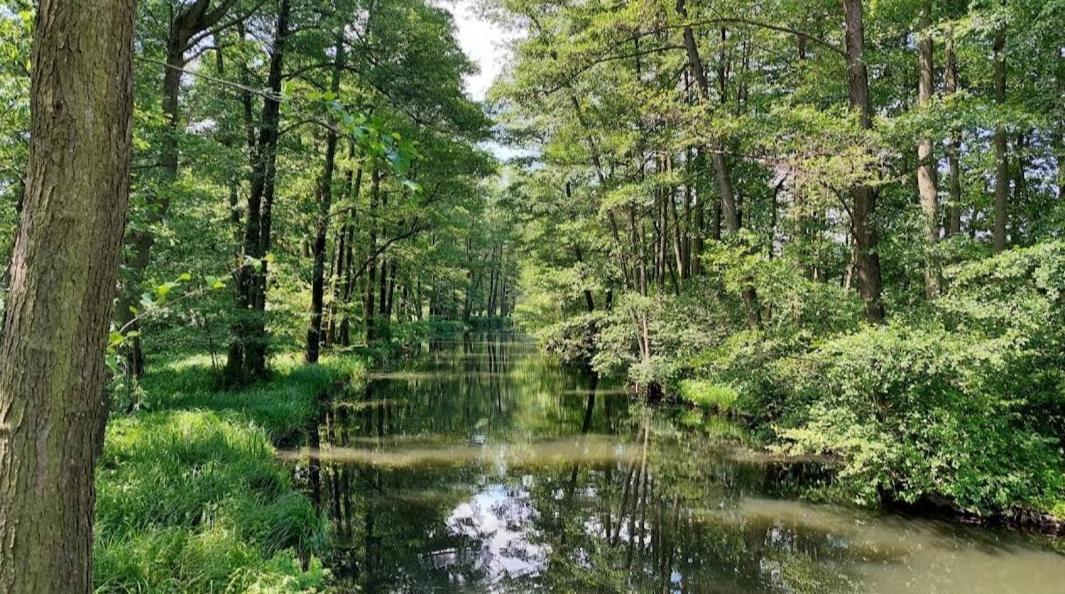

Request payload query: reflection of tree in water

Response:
[307,334,870,593]
[527,414,869,594]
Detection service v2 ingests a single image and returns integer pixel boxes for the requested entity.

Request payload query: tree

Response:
[842,0,885,322]
[0,0,135,591]
[916,0,940,297]
[117,0,243,378]
[225,0,291,384]
[991,7,1009,253]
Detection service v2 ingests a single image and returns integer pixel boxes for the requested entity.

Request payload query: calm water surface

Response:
[285,334,1065,593]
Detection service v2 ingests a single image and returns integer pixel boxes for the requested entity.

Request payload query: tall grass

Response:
[94,353,366,593]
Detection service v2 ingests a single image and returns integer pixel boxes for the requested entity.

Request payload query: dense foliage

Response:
[0,0,1063,589]
[493,0,1064,516]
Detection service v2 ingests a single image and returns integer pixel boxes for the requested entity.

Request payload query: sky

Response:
[442,0,514,101]
[442,0,535,161]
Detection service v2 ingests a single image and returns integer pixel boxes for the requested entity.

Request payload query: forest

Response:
[0,0,1062,592]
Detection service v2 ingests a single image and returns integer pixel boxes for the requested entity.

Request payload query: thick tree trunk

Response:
[992,23,1009,252]
[0,1,134,591]
[306,30,345,364]
[916,0,941,297]
[843,0,885,322]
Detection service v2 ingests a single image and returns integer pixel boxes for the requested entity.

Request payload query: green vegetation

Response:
[0,0,1063,591]
[495,0,1065,520]
[94,354,364,593]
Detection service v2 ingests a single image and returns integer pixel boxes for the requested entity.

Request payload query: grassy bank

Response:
[93,353,366,593]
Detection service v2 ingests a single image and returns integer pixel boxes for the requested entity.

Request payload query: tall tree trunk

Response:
[676,0,758,324]
[1012,131,1028,243]
[944,27,963,237]
[306,29,345,364]
[991,20,1009,252]
[843,0,885,322]
[225,0,290,384]
[0,1,134,591]
[337,158,361,347]
[364,168,380,342]
[116,0,237,377]
[916,0,941,297]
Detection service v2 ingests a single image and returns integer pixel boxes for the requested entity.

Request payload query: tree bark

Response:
[843,0,885,322]
[992,21,1009,253]
[916,0,941,297]
[225,0,290,384]
[306,28,346,364]
[0,1,135,591]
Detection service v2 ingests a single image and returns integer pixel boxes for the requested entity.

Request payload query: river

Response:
[284,333,1065,593]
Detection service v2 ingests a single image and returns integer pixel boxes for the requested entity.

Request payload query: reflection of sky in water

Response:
[443,482,548,586]
[311,336,1065,594]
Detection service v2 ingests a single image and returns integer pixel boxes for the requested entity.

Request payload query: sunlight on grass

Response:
[94,353,366,593]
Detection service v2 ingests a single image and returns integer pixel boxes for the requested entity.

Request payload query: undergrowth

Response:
[94,353,366,593]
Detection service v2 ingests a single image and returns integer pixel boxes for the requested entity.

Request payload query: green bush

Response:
[678,379,738,413]
[678,241,1065,516]
[773,242,1065,513]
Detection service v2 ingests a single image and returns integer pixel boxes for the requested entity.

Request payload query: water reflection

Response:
[290,333,1065,593]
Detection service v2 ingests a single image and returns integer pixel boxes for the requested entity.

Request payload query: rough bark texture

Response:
[0,0,135,591]
[992,23,1009,253]
[916,0,940,297]
[843,0,885,322]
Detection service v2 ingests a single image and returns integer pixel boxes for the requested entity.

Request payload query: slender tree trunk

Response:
[225,0,290,384]
[116,0,237,377]
[843,0,885,322]
[676,0,758,324]
[306,29,345,364]
[944,27,963,237]
[992,21,1009,252]
[0,1,134,591]
[916,0,941,297]
[364,168,380,342]
[1012,131,1028,244]
[337,159,361,347]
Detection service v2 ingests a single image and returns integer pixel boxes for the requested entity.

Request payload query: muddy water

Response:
[285,334,1065,593]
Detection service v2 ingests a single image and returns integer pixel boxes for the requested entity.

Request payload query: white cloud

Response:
[441,0,515,101]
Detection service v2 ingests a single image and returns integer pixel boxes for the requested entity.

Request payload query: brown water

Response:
[285,333,1065,593]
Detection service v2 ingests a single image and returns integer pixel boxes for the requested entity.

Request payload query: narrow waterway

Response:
[285,333,1065,593]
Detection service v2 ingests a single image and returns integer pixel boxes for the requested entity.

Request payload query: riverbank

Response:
[91,319,486,592]
[284,332,1065,592]
[93,353,364,593]
[530,243,1065,536]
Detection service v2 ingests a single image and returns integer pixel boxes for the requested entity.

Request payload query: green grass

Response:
[94,353,366,593]
[677,379,739,413]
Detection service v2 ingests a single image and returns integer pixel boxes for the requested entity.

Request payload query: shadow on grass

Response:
[94,353,367,593]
